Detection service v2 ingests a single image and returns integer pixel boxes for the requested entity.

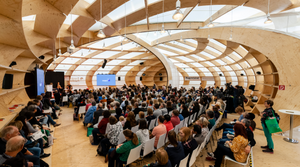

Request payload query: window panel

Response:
[61,58,81,64]
[93,51,121,59]
[209,39,226,49]
[191,62,204,67]
[215,60,226,65]
[206,46,223,55]
[82,59,103,65]
[199,68,210,72]
[75,66,94,70]
[55,65,72,70]
[177,56,194,62]
[204,62,215,66]
[106,60,125,65]
[190,55,206,61]
[71,49,97,57]
[118,52,143,59]
[200,51,215,59]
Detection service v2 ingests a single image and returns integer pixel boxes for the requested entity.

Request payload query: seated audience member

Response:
[179,127,198,167]
[140,102,147,113]
[92,110,111,145]
[0,126,42,167]
[109,102,116,113]
[145,148,172,167]
[137,111,146,124]
[115,105,124,121]
[133,102,141,116]
[170,109,180,127]
[195,117,210,139]
[74,98,86,120]
[0,157,30,167]
[165,131,185,167]
[159,103,168,116]
[208,124,249,167]
[153,104,162,117]
[25,105,47,130]
[206,110,215,130]
[124,105,132,117]
[0,136,32,167]
[179,127,198,156]
[215,106,244,132]
[33,100,59,127]
[83,101,97,126]
[192,125,204,145]
[163,115,173,133]
[191,101,200,115]
[166,101,173,113]
[123,111,137,130]
[85,99,92,112]
[148,101,154,110]
[136,120,149,154]
[151,116,167,148]
[93,103,103,124]
[212,106,220,120]
[180,104,189,118]
[119,116,125,127]
[245,113,256,131]
[146,108,156,125]
[100,95,107,103]
[108,129,140,167]
[100,116,123,156]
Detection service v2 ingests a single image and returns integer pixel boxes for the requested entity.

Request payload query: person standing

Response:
[260,100,276,153]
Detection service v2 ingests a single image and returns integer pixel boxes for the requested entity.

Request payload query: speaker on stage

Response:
[118,77,121,81]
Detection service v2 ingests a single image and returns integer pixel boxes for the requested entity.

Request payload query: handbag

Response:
[87,127,94,137]
[265,110,282,133]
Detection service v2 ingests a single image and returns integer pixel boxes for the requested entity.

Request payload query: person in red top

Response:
[170,109,180,127]
[92,110,111,145]
[164,115,174,133]
[85,99,92,112]
[151,116,167,148]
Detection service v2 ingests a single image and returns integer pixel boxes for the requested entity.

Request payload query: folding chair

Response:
[189,145,200,167]
[105,123,111,135]
[118,131,126,145]
[176,153,190,167]
[184,116,189,127]
[93,116,104,128]
[131,125,139,133]
[156,133,166,150]
[224,148,253,167]
[148,119,156,131]
[125,144,143,166]
[78,106,86,121]
[141,137,156,162]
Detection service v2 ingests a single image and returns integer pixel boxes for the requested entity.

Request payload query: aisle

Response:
[52,107,300,167]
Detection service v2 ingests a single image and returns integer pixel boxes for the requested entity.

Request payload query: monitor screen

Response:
[97,74,116,86]
[36,68,45,95]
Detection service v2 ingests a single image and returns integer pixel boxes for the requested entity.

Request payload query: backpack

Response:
[97,143,103,156]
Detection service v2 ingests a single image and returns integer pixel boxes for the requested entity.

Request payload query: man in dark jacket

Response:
[93,103,103,125]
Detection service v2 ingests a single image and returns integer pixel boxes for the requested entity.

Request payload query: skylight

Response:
[107,0,145,21]
[206,46,223,55]
[209,39,226,49]
[113,42,138,50]
[82,59,104,65]
[22,15,36,21]
[213,67,221,72]
[106,60,126,65]
[201,51,215,59]
[215,59,226,65]
[63,14,79,25]
[204,62,215,67]
[84,0,96,4]
[118,52,144,59]
[93,51,121,59]
[184,5,225,22]
[169,59,179,63]
[177,57,194,62]
[190,63,204,67]
[190,55,205,61]
[215,6,263,23]
[175,63,189,68]
[160,44,189,54]
[174,42,196,50]
[61,58,81,64]
[157,48,177,56]
[71,49,97,57]
[199,68,210,72]
[224,56,235,63]
[89,36,120,49]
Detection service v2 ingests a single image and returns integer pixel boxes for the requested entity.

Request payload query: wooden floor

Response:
[52,107,300,167]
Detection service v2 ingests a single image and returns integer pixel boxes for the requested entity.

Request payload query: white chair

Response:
[142,137,155,157]
[43,107,52,114]
[93,116,104,128]
[174,124,180,134]
[78,106,86,114]
[105,123,111,134]
[156,133,166,149]
[118,131,126,145]
[168,111,172,116]
[148,119,156,130]
[131,125,139,133]
[184,116,189,127]
[177,153,190,167]
[126,144,143,166]
[189,145,200,167]
[62,96,68,102]
[224,148,253,167]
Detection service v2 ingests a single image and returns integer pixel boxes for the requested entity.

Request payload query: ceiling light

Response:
[264,15,272,24]
[180,35,183,42]
[208,22,214,27]
[229,34,233,40]
[58,49,62,56]
[172,0,183,20]
[207,35,211,40]
[97,28,106,38]
[136,33,140,38]
[88,48,91,52]
[69,39,75,50]
[161,24,166,33]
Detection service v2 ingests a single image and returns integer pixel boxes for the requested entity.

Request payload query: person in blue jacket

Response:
[84,101,97,126]
[165,131,185,167]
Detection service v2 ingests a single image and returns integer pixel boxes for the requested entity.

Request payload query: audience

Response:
[108,129,140,167]
[93,103,103,125]
[151,116,167,148]
[123,111,137,130]
[206,109,215,130]
[181,104,189,118]
[146,108,156,125]
[179,127,198,167]
[163,115,173,133]
[192,125,204,145]
[92,110,111,145]
[145,148,172,167]
[136,120,149,155]
[83,101,97,126]
[137,111,146,124]
[165,131,185,167]
[159,103,168,115]
[170,109,180,127]
[153,104,162,117]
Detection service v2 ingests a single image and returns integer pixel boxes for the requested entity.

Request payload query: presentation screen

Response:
[36,68,45,95]
[97,74,116,86]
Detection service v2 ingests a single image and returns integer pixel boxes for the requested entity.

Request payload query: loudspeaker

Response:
[256,71,261,75]
[140,62,144,65]
[241,74,244,76]
[219,74,222,76]
[160,77,163,81]
[159,73,162,76]
[102,59,107,68]
[9,61,17,67]
[140,77,142,81]
[249,85,255,91]
[39,55,45,59]
[2,74,13,89]
[118,77,121,81]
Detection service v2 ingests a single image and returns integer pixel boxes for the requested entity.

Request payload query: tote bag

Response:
[265,110,282,133]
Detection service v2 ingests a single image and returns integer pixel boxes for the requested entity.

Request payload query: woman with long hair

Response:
[179,127,198,167]
[123,111,137,130]
[208,124,249,167]
[165,131,185,167]
[108,129,140,167]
